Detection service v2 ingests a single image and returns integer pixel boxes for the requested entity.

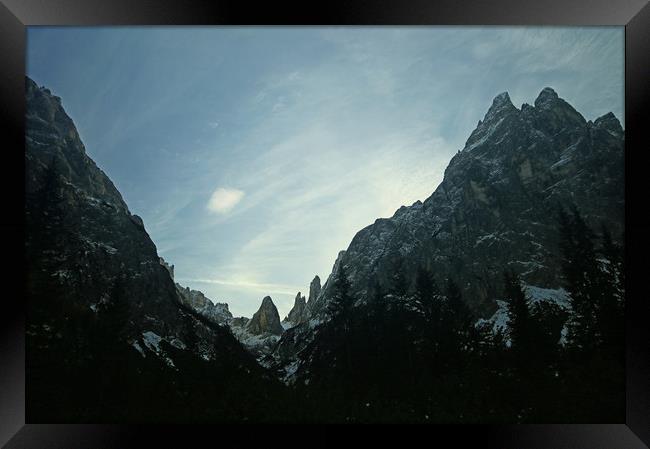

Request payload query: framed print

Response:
[1,0,648,446]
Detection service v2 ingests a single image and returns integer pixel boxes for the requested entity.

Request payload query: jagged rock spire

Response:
[483,91,517,121]
[246,296,283,335]
[308,275,321,306]
[285,292,308,325]
[534,86,559,108]
[463,91,519,152]
[594,112,624,136]
[528,86,587,134]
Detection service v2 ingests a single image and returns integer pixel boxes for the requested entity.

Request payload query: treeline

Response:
[27,272,294,423]
[27,204,624,423]
[294,205,624,423]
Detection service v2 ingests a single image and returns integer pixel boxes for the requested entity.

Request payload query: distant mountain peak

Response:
[493,91,512,105]
[307,275,321,305]
[284,292,308,326]
[176,283,233,325]
[535,86,559,105]
[594,111,624,136]
[297,85,623,327]
[246,296,283,335]
[483,91,516,121]
[528,86,587,132]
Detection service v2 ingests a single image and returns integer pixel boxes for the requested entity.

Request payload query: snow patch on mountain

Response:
[140,331,177,369]
[475,284,571,346]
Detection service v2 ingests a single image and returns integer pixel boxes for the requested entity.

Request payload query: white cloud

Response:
[206,187,245,214]
[208,120,219,129]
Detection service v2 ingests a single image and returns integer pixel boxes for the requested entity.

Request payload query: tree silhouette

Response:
[558,205,600,352]
[596,224,625,361]
[502,270,532,371]
[415,266,439,320]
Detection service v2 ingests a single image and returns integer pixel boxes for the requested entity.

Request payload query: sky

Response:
[27,26,624,318]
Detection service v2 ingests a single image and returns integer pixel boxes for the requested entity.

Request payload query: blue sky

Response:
[27,26,624,318]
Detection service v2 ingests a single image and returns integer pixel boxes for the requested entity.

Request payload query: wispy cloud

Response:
[28,27,624,317]
[178,277,301,295]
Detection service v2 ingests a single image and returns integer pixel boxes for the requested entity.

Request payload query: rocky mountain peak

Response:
[25,77,77,143]
[159,257,174,280]
[295,86,623,326]
[25,77,130,216]
[176,283,233,325]
[246,296,283,336]
[534,86,559,107]
[463,91,520,153]
[308,275,322,306]
[483,91,517,122]
[307,252,347,315]
[284,292,308,325]
[527,87,587,135]
[26,76,268,403]
[492,91,513,106]
[594,111,624,137]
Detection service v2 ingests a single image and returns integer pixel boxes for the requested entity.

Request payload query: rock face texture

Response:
[308,88,624,318]
[228,296,284,359]
[284,292,308,326]
[26,76,190,345]
[246,296,284,336]
[308,276,322,306]
[160,257,175,280]
[176,284,233,325]
[25,77,282,421]
[272,87,624,374]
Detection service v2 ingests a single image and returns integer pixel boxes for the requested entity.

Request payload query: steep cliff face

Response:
[271,88,624,377]
[26,76,188,346]
[308,88,624,318]
[227,296,284,359]
[307,275,321,310]
[246,296,284,335]
[25,77,284,422]
[284,292,308,326]
[176,283,233,325]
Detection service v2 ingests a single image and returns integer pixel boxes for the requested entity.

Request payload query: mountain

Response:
[308,88,623,318]
[25,78,624,423]
[283,292,308,326]
[307,275,321,306]
[176,283,233,325]
[271,87,624,384]
[228,296,284,359]
[247,296,284,335]
[24,77,287,422]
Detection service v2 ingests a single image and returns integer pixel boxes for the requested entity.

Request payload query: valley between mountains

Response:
[26,76,624,423]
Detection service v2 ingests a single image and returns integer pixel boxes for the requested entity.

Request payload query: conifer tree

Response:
[503,270,532,368]
[184,315,199,355]
[558,205,600,352]
[439,278,474,358]
[445,278,472,331]
[415,266,439,320]
[596,225,625,359]
[367,278,385,332]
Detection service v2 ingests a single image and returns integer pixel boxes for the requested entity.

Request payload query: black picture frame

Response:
[1,0,648,446]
